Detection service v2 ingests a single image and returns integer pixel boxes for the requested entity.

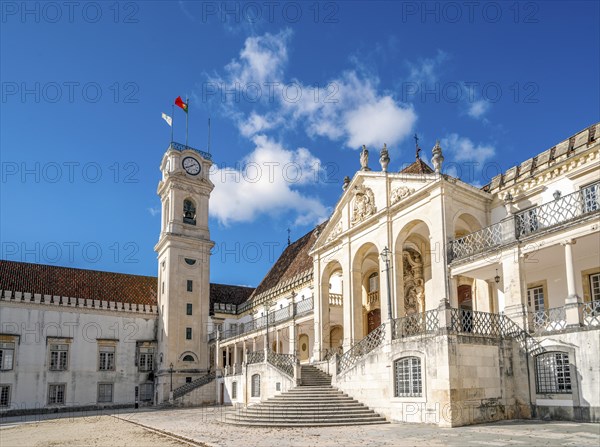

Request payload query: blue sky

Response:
[1,1,599,287]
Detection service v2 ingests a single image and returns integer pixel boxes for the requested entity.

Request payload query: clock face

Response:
[182,157,201,175]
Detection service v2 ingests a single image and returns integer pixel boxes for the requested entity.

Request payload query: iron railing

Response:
[582,300,600,327]
[172,372,215,400]
[392,309,439,339]
[450,309,504,337]
[516,183,600,238]
[528,307,567,334]
[246,350,265,364]
[450,182,599,262]
[337,323,386,375]
[267,350,296,377]
[169,141,212,161]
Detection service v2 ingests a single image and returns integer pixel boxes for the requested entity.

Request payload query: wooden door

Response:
[367,308,381,334]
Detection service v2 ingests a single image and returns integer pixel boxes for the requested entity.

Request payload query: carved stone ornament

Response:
[325,221,343,243]
[390,186,415,205]
[351,184,376,225]
[360,145,370,171]
[403,248,425,315]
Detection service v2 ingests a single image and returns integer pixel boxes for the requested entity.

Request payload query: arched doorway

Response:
[458,284,473,332]
[329,326,343,353]
[298,334,309,361]
[367,308,381,334]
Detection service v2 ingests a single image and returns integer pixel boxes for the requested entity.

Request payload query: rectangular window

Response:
[251,374,260,397]
[232,381,237,399]
[49,344,69,371]
[527,286,546,312]
[0,342,15,371]
[590,273,600,302]
[394,357,422,397]
[99,346,115,371]
[139,383,153,402]
[186,377,192,383]
[583,182,600,213]
[536,352,572,393]
[48,384,66,405]
[187,280,193,292]
[0,385,10,407]
[186,328,192,340]
[98,383,113,403]
[138,348,154,372]
[186,303,193,315]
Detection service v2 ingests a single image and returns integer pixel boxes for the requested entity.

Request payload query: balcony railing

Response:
[392,309,439,339]
[267,350,296,377]
[582,300,600,326]
[450,182,600,262]
[329,293,343,306]
[169,141,212,161]
[450,309,504,337]
[246,350,264,364]
[337,323,386,374]
[516,183,600,238]
[367,291,379,305]
[528,307,567,335]
[212,297,314,342]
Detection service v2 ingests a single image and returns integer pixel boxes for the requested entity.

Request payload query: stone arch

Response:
[394,220,433,317]
[351,242,382,339]
[298,334,310,361]
[453,212,483,238]
[179,351,198,362]
[321,260,344,353]
[183,197,196,225]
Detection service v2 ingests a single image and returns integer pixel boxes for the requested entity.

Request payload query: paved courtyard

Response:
[1,407,599,447]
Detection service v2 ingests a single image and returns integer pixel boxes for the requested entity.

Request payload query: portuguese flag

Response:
[175,96,188,113]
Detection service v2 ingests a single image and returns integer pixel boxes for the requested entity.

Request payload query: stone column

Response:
[233,342,238,366]
[448,276,459,309]
[252,337,256,352]
[242,339,247,364]
[501,248,527,329]
[562,239,582,327]
[289,323,296,357]
[275,330,280,353]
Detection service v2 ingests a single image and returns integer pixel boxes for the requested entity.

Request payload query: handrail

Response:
[337,323,386,375]
[172,372,215,400]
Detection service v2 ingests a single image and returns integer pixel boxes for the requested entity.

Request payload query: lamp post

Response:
[169,363,173,392]
[380,246,393,321]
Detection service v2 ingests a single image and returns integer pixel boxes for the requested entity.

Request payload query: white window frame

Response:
[590,272,600,302]
[0,342,15,371]
[251,374,260,397]
[99,346,115,371]
[394,356,422,398]
[527,285,547,312]
[49,343,69,371]
[138,347,154,372]
[48,383,66,405]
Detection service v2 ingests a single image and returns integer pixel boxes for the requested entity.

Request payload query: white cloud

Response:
[467,99,491,120]
[210,135,329,226]
[147,206,160,217]
[441,134,495,165]
[407,50,449,84]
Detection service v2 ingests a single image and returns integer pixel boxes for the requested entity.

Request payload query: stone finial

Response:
[360,145,370,171]
[342,176,351,191]
[379,143,390,172]
[504,192,515,215]
[431,140,444,174]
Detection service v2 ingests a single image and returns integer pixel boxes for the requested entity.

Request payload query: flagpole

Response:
[185,96,189,148]
[171,104,174,143]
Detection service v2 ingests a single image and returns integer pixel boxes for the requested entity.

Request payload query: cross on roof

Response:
[414,133,421,160]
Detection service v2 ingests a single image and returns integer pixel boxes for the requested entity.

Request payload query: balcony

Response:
[450,182,600,262]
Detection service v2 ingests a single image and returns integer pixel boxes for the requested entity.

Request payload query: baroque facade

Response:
[1,123,599,427]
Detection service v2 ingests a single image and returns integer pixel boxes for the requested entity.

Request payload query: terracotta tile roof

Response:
[399,158,435,174]
[0,260,157,306]
[248,221,328,302]
[210,283,254,306]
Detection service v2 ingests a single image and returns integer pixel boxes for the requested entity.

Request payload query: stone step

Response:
[237,409,376,417]
[225,416,388,426]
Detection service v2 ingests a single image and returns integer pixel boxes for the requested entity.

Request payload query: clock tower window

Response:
[183,199,196,225]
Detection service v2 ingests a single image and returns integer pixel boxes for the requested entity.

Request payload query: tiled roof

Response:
[399,158,435,174]
[247,221,328,303]
[0,260,157,306]
[210,283,254,306]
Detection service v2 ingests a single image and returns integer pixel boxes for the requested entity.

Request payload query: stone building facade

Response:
[1,123,598,426]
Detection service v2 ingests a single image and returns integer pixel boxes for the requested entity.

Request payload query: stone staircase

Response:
[225,365,388,426]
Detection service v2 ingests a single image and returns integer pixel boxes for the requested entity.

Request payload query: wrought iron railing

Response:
[450,182,599,262]
[528,307,567,334]
[337,323,386,375]
[173,372,215,400]
[267,350,296,377]
[169,141,212,161]
[450,309,504,337]
[516,182,599,238]
[450,218,515,261]
[329,293,343,306]
[392,310,439,339]
[296,297,314,316]
[582,300,600,327]
[246,350,265,364]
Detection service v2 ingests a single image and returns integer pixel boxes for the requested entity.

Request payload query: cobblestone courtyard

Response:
[1,407,599,447]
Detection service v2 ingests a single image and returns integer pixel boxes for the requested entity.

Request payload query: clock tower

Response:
[154,142,214,403]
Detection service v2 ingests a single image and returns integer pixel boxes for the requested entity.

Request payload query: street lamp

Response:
[380,246,393,321]
[169,362,173,392]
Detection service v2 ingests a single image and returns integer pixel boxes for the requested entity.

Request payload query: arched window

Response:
[535,352,572,393]
[182,355,195,362]
[394,356,422,397]
[183,199,196,225]
[368,272,379,293]
[251,374,260,397]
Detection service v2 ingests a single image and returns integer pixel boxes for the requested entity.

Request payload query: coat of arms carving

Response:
[351,185,376,225]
